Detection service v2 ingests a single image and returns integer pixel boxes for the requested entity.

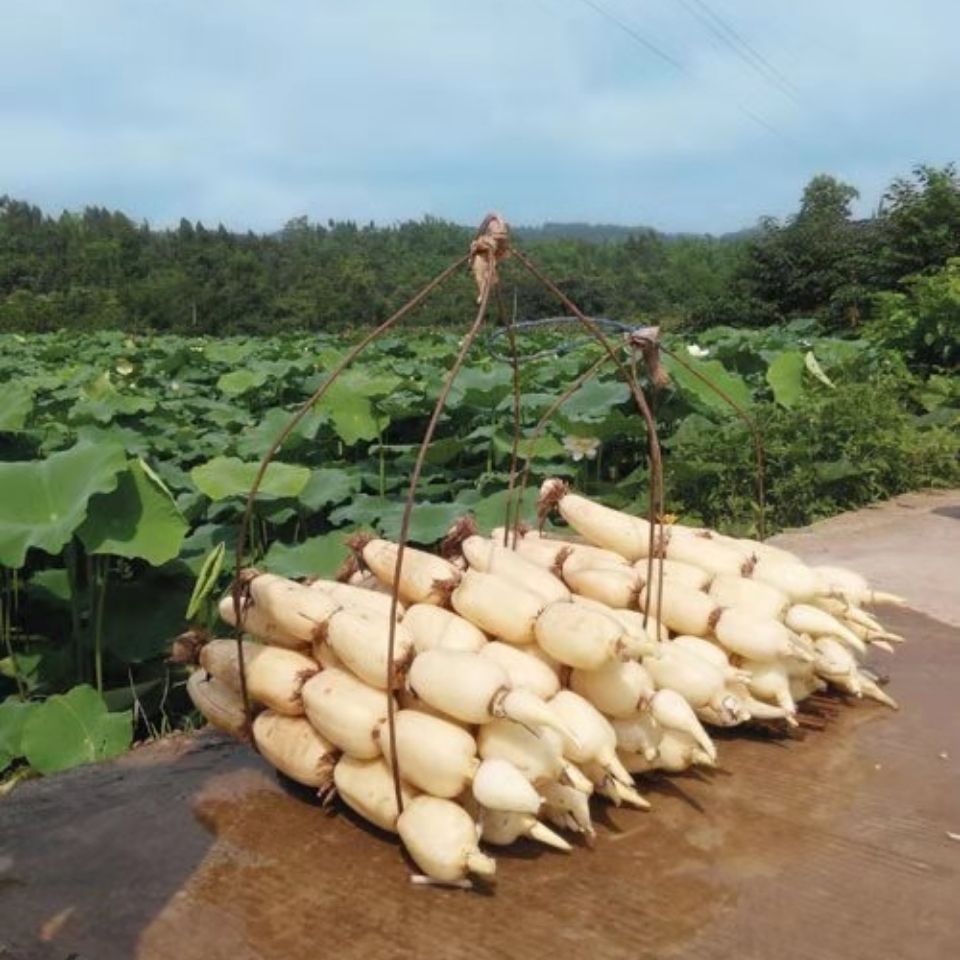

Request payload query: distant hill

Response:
[0,196,759,336]
[512,221,757,245]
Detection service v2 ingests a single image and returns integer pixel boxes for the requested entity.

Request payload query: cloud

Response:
[0,0,957,232]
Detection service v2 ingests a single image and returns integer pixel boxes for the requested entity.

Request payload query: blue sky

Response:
[1,1,957,233]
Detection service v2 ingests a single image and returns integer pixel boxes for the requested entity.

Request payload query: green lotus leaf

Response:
[329,493,394,528]
[331,369,402,398]
[75,423,154,457]
[450,366,515,408]
[83,370,114,400]
[766,351,806,408]
[557,408,647,442]
[0,647,73,697]
[315,379,386,445]
[79,458,189,565]
[204,341,256,365]
[21,685,132,774]
[0,381,35,432]
[191,456,310,501]
[664,356,753,415]
[26,569,72,607]
[177,523,240,576]
[0,441,127,568]
[70,393,157,424]
[470,487,540,533]
[557,379,631,422]
[492,432,565,460]
[217,368,269,396]
[369,437,467,467]
[233,406,324,460]
[0,698,39,760]
[298,467,361,511]
[377,500,464,545]
[263,532,351,579]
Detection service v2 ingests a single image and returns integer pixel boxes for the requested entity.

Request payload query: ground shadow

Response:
[0,732,246,960]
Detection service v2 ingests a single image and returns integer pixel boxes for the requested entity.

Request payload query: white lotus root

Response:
[193,479,905,886]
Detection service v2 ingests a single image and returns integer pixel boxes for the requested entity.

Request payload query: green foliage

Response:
[557,379,631,421]
[79,458,188,565]
[865,259,960,369]
[380,501,466,544]
[99,575,192,663]
[184,542,225,621]
[724,174,880,329]
[0,381,35,431]
[315,378,388,446]
[470,488,541,531]
[665,355,753,414]
[190,457,311,500]
[19,685,131,775]
[666,373,959,533]
[0,197,748,334]
[3,162,959,338]
[878,164,960,282]
[298,468,361,511]
[0,698,36,769]
[765,351,806,408]
[262,533,351,579]
[217,368,268,396]
[0,441,126,568]
[700,165,960,330]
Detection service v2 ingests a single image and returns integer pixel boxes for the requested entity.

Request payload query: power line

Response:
[567,0,797,145]
[682,0,802,102]
[674,0,799,104]
[573,0,685,72]
[738,105,796,148]
[690,0,800,95]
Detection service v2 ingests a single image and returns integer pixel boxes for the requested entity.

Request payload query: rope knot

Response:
[469,212,510,302]
[626,325,670,388]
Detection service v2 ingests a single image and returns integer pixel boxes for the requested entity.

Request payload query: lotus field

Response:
[0,321,956,780]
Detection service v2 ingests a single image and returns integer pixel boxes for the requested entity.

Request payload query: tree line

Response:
[1,163,957,341]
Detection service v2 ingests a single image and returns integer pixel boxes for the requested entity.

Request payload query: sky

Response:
[1,0,957,234]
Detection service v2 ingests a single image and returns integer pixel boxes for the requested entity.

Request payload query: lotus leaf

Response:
[0,381,35,432]
[79,458,189,565]
[21,685,131,775]
[0,441,127,568]
[766,351,806,408]
[263,532,350,578]
[191,456,310,501]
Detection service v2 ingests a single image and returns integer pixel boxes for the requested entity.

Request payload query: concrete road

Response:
[771,488,960,627]
[1,491,958,960]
